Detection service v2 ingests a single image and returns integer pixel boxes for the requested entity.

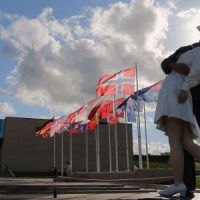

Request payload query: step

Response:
[0,185,140,191]
[0,188,157,194]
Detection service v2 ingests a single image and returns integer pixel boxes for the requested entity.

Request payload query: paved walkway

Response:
[0,178,200,199]
[1,192,200,200]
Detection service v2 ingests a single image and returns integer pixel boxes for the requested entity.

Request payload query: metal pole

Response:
[125,108,130,171]
[70,133,73,171]
[143,102,149,169]
[86,129,88,172]
[95,123,100,172]
[95,128,98,172]
[54,133,56,168]
[135,62,143,169]
[108,119,112,172]
[131,123,134,171]
[61,131,64,177]
[113,94,119,172]
[97,118,100,172]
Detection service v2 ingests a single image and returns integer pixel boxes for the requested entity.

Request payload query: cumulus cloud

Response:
[0,0,173,115]
[0,102,16,116]
[133,140,170,155]
[176,8,200,43]
[163,7,200,51]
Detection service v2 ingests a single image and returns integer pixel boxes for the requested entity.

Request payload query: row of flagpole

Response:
[48,63,162,174]
[52,121,134,175]
[52,113,150,175]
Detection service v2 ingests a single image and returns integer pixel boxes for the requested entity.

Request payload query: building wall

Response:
[0,117,133,173]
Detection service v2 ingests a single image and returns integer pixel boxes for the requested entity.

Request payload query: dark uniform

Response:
[161,42,200,194]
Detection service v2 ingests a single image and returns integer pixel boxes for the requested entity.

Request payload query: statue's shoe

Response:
[159,183,187,197]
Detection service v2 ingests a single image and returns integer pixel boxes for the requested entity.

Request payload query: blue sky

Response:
[0,0,200,154]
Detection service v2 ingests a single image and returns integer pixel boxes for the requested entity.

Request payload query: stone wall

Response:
[0,117,133,173]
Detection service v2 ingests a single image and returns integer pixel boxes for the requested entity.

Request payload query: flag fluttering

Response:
[141,80,163,102]
[117,80,163,122]
[116,96,143,123]
[88,96,125,124]
[35,62,163,138]
[96,67,135,96]
[35,118,55,137]
[49,117,70,137]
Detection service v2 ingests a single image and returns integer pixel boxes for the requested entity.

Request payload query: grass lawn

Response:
[134,160,200,188]
[134,160,171,169]
[196,176,200,188]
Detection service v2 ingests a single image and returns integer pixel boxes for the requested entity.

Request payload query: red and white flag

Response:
[96,67,135,96]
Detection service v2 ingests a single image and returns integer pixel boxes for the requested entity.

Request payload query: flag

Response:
[87,115,99,130]
[117,95,144,112]
[109,116,119,124]
[88,97,124,125]
[35,118,54,137]
[116,95,143,123]
[49,117,70,137]
[71,96,106,124]
[98,98,124,119]
[96,67,135,96]
[117,80,164,110]
[127,111,136,123]
[127,96,144,112]
[141,80,163,102]
[66,122,80,135]
[87,120,97,130]
[77,124,87,133]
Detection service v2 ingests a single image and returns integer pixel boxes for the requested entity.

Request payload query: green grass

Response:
[196,176,200,188]
[134,160,171,169]
[134,161,200,188]
[134,161,200,170]
[195,163,200,188]
[196,162,200,169]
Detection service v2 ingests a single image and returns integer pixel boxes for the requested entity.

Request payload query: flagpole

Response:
[131,122,134,171]
[70,132,73,172]
[124,107,130,171]
[50,111,56,171]
[113,94,119,172]
[95,114,100,172]
[97,114,100,172]
[54,133,56,169]
[61,130,64,177]
[108,118,112,172]
[95,127,97,172]
[86,128,89,172]
[135,62,143,169]
[143,102,149,169]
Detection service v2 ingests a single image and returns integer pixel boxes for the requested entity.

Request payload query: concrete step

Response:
[55,176,173,184]
[0,185,139,190]
[0,183,158,194]
[0,187,157,194]
[71,170,174,179]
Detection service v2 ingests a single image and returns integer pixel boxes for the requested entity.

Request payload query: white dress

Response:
[154,47,200,138]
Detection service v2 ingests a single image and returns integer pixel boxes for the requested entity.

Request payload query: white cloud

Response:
[163,7,200,51]
[176,8,200,42]
[166,0,177,10]
[0,0,173,115]
[133,139,170,155]
[177,8,199,19]
[0,102,16,116]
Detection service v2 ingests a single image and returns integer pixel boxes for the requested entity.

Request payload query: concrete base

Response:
[56,169,174,184]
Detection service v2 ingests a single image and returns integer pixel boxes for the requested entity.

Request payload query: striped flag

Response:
[96,67,135,96]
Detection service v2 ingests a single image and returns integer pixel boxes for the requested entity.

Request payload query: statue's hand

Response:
[178,89,188,104]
